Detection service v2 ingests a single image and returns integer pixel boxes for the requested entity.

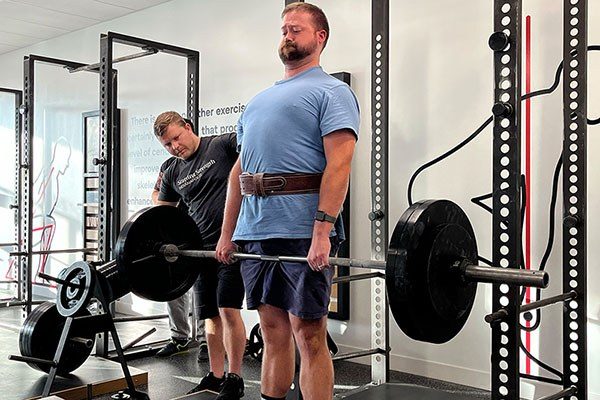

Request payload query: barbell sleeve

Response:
[459,262,549,288]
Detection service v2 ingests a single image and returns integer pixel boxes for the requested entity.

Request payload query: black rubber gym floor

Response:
[92,345,491,399]
[1,304,490,399]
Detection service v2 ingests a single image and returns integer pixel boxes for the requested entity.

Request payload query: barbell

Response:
[15,198,548,375]
[120,199,548,344]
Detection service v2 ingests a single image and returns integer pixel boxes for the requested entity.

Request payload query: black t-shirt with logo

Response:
[159,133,237,249]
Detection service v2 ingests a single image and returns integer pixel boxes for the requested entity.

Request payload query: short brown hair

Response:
[282,2,330,49]
[154,111,186,137]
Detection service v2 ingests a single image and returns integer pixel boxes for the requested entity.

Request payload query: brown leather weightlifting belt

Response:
[239,172,322,197]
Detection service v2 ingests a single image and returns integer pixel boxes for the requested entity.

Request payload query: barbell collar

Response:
[460,263,549,288]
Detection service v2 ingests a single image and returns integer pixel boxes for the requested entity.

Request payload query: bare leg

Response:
[290,315,332,400]
[258,304,295,398]
[219,307,246,375]
[205,315,225,377]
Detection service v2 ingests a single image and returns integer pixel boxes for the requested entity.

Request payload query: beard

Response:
[278,40,317,63]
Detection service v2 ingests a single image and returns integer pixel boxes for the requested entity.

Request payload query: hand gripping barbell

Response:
[121,199,548,344]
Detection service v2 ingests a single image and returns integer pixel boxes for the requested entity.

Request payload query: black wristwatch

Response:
[315,210,337,224]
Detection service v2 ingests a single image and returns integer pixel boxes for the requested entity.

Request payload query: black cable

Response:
[520,154,562,333]
[522,61,562,100]
[408,46,599,206]
[478,255,493,267]
[520,373,563,386]
[407,116,493,205]
[471,192,493,214]
[537,155,562,273]
[519,175,527,302]
[519,340,563,380]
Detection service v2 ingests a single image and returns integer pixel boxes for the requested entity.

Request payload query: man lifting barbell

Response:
[153,111,246,399]
[215,3,360,400]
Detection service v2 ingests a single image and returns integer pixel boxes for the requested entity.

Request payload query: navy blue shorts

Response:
[239,238,339,320]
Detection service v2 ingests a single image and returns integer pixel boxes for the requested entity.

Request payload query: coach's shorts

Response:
[192,258,244,320]
[239,237,339,320]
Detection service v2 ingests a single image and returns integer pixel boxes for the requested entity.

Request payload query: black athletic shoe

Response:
[215,373,244,400]
[187,372,225,394]
[197,341,209,362]
[156,338,190,357]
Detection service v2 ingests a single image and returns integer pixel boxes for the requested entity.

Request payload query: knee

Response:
[260,322,292,345]
[205,315,222,333]
[219,308,241,323]
[295,328,326,356]
[259,318,280,333]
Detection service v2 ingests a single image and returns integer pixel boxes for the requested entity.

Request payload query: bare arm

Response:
[307,129,356,270]
[154,168,179,207]
[154,188,179,207]
[216,158,243,263]
[151,189,160,205]
[152,170,176,206]
[156,199,178,206]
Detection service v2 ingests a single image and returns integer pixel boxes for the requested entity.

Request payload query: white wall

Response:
[0,0,598,398]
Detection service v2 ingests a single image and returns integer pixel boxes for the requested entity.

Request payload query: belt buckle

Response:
[239,172,254,197]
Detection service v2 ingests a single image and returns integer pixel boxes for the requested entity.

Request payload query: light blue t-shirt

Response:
[233,66,360,241]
